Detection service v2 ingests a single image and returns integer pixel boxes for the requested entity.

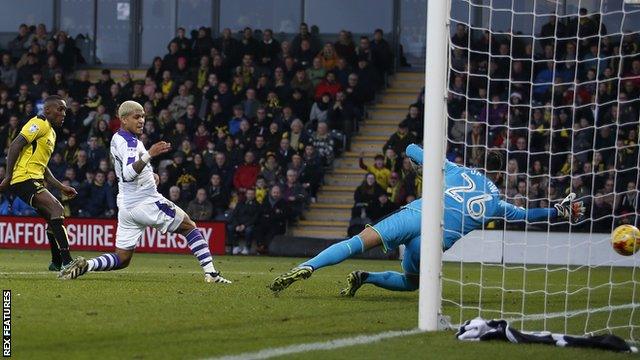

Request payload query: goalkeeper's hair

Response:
[486,150,505,172]
[118,100,144,119]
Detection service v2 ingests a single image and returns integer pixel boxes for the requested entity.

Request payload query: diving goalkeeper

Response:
[269,144,585,295]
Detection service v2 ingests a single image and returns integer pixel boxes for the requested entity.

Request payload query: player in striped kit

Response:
[60,101,230,284]
[269,144,585,295]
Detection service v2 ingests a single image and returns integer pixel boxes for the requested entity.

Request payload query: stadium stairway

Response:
[289,71,424,240]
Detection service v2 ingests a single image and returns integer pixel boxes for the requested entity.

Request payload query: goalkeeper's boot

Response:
[554,192,586,223]
[205,272,232,284]
[269,266,313,293]
[58,257,89,280]
[48,262,61,272]
[340,271,368,297]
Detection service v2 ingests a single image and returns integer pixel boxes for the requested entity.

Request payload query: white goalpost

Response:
[418,0,640,341]
[418,0,448,331]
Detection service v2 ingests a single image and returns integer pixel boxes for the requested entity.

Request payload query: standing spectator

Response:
[170,27,192,58]
[292,23,322,56]
[359,153,391,189]
[371,29,393,77]
[384,121,416,157]
[213,28,241,67]
[8,24,31,59]
[186,188,214,221]
[258,29,281,68]
[147,57,165,84]
[227,188,261,255]
[256,185,288,254]
[334,30,356,66]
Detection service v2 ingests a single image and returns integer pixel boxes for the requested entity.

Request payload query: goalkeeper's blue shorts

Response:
[368,207,422,253]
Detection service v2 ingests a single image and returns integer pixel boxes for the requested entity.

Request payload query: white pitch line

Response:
[204,328,423,360]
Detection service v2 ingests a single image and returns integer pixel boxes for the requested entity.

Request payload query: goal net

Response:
[421,0,640,342]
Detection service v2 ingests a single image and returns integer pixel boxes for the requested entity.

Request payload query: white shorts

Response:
[115,199,186,250]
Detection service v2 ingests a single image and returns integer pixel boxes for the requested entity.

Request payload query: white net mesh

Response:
[441,0,640,341]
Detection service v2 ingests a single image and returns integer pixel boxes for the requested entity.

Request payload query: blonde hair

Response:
[118,100,143,119]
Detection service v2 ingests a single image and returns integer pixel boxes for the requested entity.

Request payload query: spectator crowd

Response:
[0,22,395,254]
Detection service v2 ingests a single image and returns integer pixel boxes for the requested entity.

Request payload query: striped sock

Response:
[87,253,121,271]
[186,229,215,273]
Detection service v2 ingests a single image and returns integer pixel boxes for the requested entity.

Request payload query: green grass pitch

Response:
[0,249,636,360]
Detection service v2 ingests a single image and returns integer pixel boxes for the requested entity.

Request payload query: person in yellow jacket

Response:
[359,152,391,189]
[0,95,79,272]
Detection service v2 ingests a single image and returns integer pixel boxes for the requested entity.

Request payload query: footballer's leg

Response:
[46,228,62,271]
[59,208,140,279]
[175,213,231,284]
[269,227,379,293]
[269,208,420,293]
[32,189,74,266]
[341,235,421,296]
[60,248,134,280]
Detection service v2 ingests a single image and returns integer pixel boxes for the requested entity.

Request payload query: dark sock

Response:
[48,218,72,264]
[46,229,61,266]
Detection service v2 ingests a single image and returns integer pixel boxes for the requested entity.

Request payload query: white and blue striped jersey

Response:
[110,129,163,210]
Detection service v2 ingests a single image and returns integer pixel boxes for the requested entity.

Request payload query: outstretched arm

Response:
[406,144,423,165]
[497,192,585,224]
[497,200,557,222]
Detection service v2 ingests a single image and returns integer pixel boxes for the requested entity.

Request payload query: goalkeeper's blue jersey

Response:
[404,160,503,248]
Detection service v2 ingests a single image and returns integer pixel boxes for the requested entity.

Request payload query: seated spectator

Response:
[368,192,398,222]
[309,93,331,125]
[79,171,116,218]
[318,43,340,70]
[186,188,214,221]
[290,69,314,99]
[233,151,260,195]
[0,54,18,90]
[327,91,355,137]
[290,89,310,123]
[311,122,336,167]
[235,119,253,151]
[287,154,322,203]
[276,138,294,169]
[404,104,423,142]
[227,188,261,255]
[254,176,268,204]
[352,173,385,219]
[256,185,288,254]
[168,84,193,119]
[207,173,230,219]
[296,39,316,69]
[359,153,391,189]
[315,71,342,101]
[306,57,326,87]
[384,120,416,157]
[260,152,283,186]
[386,171,407,205]
[242,88,261,119]
[282,119,309,153]
[282,169,307,222]
[228,105,246,136]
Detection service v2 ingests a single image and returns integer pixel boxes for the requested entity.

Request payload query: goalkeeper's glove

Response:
[554,192,586,223]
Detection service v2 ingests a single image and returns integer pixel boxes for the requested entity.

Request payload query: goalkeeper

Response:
[269,144,586,295]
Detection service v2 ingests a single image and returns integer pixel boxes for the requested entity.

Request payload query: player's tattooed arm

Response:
[0,134,27,185]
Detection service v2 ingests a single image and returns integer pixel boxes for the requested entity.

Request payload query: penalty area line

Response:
[204,328,423,360]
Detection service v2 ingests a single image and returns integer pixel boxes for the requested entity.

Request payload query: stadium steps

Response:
[286,70,423,240]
